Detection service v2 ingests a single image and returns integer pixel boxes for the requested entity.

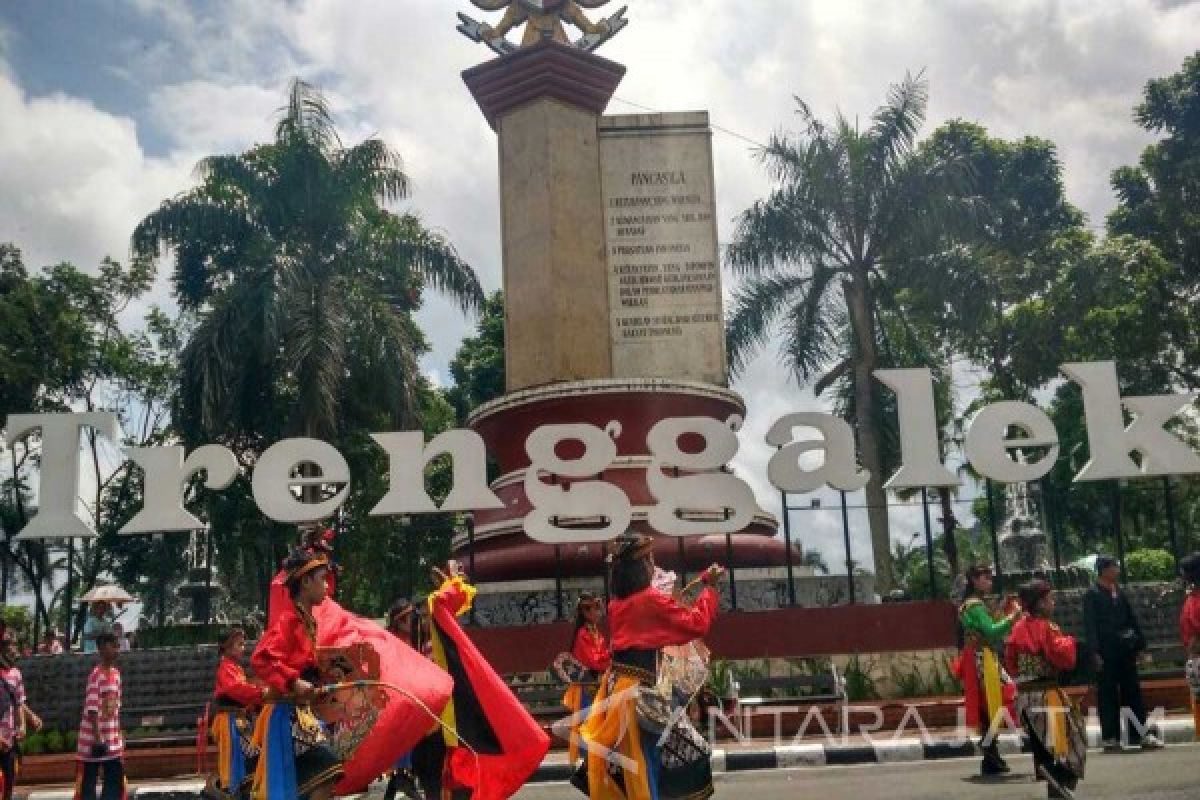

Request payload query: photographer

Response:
[1083,555,1164,751]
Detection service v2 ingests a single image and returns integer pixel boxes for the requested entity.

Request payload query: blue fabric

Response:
[394,751,413,770]
[225,713,246,789]
[261,703,299,800]
[641,731,661,800]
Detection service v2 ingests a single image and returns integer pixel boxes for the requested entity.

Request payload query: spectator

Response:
[37,630,63,656]
[113,624,130,653]
[75,632,125,800]
[1083,555,1164,751]
[1179,552,1200,741]
[81,602,115,655]
[0,633,42,800]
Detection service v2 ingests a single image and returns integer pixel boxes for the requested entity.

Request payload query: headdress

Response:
[605,532,653,565]
[283,547,329,585]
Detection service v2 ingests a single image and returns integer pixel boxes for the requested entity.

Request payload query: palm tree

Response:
[725,73,972,592]
[133,80,484,446]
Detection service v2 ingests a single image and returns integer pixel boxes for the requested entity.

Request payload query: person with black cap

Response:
[1083,555,1163,751]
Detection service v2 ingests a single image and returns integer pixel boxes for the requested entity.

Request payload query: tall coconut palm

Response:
[133,80,483,446]
[725,74,973,592]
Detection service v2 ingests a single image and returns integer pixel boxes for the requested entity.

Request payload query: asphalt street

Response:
[514,745,1200,800]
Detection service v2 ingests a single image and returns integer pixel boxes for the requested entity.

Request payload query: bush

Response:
[1125,549,1176,582]
[22,732,45,755]
[42,729,64,753]
[65,730,78,753]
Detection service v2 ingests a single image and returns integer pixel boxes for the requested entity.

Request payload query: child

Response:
[74,632,125,800]
[210,627,266,796]
[0,633,42,800]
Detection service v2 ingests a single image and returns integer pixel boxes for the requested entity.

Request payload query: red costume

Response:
[1007,616,1078,677]
[571,625,611,673]
[429,577,550,800]
[607,585,720,651]
[263,570,454,795]
[1180,590,1200,652]
[251,604,318,696]
[214,656,264,709]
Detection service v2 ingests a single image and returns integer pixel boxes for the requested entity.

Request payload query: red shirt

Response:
[1006,615,1077,677]
[1181,590,1200,652]
[571,625,611,672]
[214,656,265,709]
[607,587,719,652]
[252,604,318,696]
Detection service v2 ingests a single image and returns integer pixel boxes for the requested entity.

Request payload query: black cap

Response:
[1095,555,1118,573]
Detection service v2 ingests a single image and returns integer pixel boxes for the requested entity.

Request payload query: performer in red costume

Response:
[580,533,724,800]
[1008,581,1086,800]
[1178,553,1200,740]
[207,627,266,798]
[263,533,454,796]
[424,560,550,800]
[559,593,610,765]
[252,549,345,800]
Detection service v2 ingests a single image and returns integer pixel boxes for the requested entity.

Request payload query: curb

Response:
[24,719,1197,798]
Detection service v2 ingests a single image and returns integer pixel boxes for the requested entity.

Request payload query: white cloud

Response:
[0,64,190,292]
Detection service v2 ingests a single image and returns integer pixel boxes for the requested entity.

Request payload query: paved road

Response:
[515,745,1200,799]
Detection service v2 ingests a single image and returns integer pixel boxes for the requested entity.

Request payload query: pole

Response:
[157,536,167,628]
[920,487,937,599]
[1043,480,1063,587]
[1112,481,1127,582]
[554,544,564,621]
[1163,476,1180,566]
[466,518,477,626]
[65,538,76,647]
[204,526,214,625]
[676,536,688,587]
[985,479,1004,595]
[840,490,856,605]
[724,531,737,611]
[780,491,798,606]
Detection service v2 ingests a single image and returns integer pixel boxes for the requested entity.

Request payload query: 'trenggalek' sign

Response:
[6,362,1198,545]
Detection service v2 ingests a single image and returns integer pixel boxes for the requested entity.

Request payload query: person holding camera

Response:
[73,632,124,800]
[1083,555,1164,751]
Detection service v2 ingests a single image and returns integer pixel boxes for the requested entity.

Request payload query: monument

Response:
[453,1,794,623]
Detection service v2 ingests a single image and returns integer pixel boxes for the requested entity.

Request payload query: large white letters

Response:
[120,445,238,534]
[5,412,121,540]
[646,416,759,536]
[964,402,1059,483]
[369,430,503,516]
[1061,361,1200,480]
[875,369,958,489]
[765,412,868,492]
[251,438,351,523]
[524,423,630,543]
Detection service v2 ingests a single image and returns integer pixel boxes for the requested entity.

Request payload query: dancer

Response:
[73,633,125,800]
[560,593,610,765]
[0,633,42,800]
[580,533,724,800]
[1180,552,1200,740]
[951,564,1019,777]
[1008,580,1086,800]
[207,627,266,798]
[424,560,550,800]
[251,548,344,800]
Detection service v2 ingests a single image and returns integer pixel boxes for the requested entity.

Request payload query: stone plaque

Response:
[599,112,726,386]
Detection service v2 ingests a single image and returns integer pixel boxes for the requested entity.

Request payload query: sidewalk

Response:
[22,716,1197,799]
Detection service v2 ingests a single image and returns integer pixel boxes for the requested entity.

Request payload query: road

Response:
[515,745,1199,799]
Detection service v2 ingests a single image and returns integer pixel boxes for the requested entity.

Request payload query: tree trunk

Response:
[938,487,960,578]
[844,277,894,593]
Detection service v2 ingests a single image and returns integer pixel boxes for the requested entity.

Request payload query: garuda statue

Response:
[458,0,628,55]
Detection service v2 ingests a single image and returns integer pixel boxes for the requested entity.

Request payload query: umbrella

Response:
[79,585,135,605]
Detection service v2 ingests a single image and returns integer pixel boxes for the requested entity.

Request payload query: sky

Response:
[2,0,1198,576]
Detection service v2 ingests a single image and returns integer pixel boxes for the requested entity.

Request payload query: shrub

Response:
[65,730,79,753]
[1125,549,1176,582]
[42,729,64,753]
[22,732,45,755]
